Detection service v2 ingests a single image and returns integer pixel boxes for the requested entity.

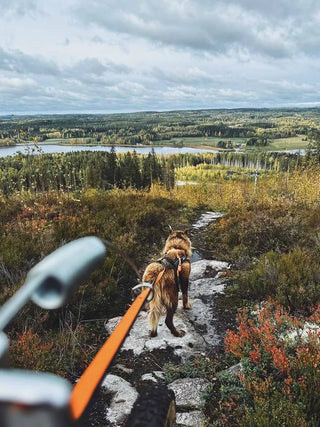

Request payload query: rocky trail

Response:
[86,212,230,427]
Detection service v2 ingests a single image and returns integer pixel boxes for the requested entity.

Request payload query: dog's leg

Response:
[180,276,191,309]
[165,303,185,337]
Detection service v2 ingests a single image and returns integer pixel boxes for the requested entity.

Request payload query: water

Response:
[0,144,218,158]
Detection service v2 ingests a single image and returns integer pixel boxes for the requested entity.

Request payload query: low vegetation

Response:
[199,164,320,425]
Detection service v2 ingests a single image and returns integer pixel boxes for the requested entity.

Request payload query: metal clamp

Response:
[131,283,154,302]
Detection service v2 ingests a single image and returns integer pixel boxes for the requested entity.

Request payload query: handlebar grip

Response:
[30,236,106,309]
[0,370,72,427]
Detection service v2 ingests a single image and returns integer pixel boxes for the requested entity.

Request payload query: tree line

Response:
[1,146,320,196]
[0,149,175,195]
[1,108,319,146]
[163,151,304,172]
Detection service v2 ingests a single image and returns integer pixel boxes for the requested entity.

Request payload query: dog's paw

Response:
[183,302,191,309]
[149,330,157,338]
[174,329,186,338]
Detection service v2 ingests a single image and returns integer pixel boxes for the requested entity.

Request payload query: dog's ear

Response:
[184,228,192,236]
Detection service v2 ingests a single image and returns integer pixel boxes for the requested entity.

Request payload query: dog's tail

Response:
[149,290,163,333]
[149,270,176,332]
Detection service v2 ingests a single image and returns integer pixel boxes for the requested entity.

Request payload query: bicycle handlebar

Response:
[0,237,107,427]
[0,237,106,331]
[0,370,73,427]
[30,236,106,309]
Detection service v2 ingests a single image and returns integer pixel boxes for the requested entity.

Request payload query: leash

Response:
[70,269,165,421]
[70,288,149,420]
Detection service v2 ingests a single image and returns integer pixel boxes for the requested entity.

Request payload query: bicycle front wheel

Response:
[127,384,176,427]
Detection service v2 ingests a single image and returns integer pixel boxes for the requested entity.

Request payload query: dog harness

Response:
[156,254,188,292]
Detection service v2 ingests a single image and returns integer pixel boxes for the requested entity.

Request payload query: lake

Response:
[0,144,218,158]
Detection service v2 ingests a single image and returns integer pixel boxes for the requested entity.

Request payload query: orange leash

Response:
[70,270,165,420]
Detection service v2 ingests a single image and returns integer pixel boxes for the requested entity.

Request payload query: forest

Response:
[0,149,175,194]
[1,111,320,425]
[0,149,311,197]
[0,107,320,150]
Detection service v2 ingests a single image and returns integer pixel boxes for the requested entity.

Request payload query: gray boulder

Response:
[102,374,138,425]
[168,377,210,409]
[176,410,207,426]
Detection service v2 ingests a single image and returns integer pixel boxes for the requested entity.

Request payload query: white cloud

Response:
[73,0,320,58]
[0,76,36,90]
[0,0,39,17]
[0,47,59,75]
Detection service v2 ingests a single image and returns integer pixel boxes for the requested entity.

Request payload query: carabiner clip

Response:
[131,282,154,302]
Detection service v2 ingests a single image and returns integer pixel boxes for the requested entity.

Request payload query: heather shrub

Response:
[164,355,220,383]
[235,248,320,313]
[241,393,307,427]
[9,328,55,372]
[205,202,305,261]
[9,322,105,378]
[225,301,320,426]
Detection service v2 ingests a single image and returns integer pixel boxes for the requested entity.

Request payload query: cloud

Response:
[0,0,39,17]
[0,76,36,91]
[91,35,105,44]
[0,47,60,76]
[67,58,130,78]
[73,0,320,58]
[236,0,318,20]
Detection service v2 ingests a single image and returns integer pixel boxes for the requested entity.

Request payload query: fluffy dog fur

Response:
[142,230,192,338]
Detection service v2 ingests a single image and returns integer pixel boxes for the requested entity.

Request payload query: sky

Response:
[0,0,319,114]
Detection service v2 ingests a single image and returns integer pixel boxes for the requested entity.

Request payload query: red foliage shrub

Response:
[225,300,320,424]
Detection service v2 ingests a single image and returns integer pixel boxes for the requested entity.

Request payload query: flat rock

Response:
[141,373,157,383]
[107,309,205,359]
[113,364,134,375]
[102,374,138,425]
[190,277,226,297]
[192,211,224,229]
[168,377,210,409]
[190,259,229,282]
[217,363,242,381]
[105,316,122,334]
[153,370,166,380]
[176,410,206,426]
[141,371,165,383]
[187,298,221,346]
[105,259,228,359]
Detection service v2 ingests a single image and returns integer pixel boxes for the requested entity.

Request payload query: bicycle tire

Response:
[126,384,176,427]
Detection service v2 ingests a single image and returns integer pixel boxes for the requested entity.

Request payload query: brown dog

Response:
[142,230,192,338]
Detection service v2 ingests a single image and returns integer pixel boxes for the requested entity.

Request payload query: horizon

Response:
[1,105,320,119]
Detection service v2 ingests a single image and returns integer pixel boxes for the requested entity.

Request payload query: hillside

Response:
[1,148,320,425]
